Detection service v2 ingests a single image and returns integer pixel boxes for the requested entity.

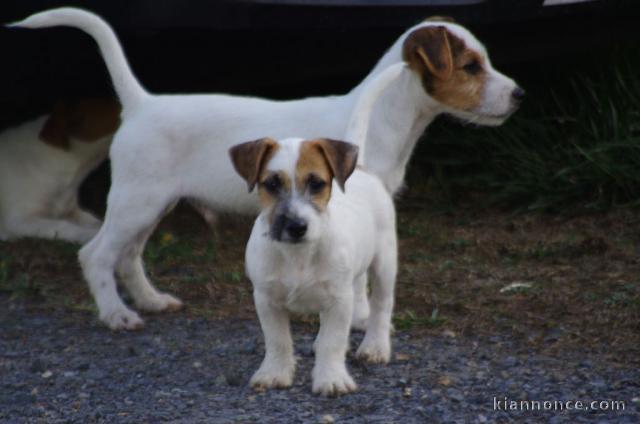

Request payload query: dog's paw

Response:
[136,293,183,313]
[101,308,144,331]
[356,334,391,364]
[250,362,295,390]
[312,365,357,396]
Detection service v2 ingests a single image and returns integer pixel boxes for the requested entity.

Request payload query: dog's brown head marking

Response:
[40,98,121,150]
[296,138,358,210]
[402,24,486,112]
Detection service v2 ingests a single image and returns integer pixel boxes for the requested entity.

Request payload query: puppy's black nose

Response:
[285,217,307,241]
[512,87,526,102]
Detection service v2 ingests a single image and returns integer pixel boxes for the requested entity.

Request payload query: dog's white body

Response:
[11,8,520,329]
[244,138,396,395]
[0,115,109,242]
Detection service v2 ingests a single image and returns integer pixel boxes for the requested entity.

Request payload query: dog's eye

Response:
[307,176,327,194]
[262,175,282,194]
[462,60,482,75]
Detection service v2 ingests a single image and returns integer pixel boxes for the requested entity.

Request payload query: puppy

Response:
[231,137,396,396]
[10,8,522,329]
[0,98,119,243]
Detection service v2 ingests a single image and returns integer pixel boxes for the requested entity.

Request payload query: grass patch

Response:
[394,308,446,330]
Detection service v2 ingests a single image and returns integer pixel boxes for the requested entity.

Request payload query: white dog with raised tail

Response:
[9,8,521,330]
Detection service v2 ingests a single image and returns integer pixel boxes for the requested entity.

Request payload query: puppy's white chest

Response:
[269,268,337,315]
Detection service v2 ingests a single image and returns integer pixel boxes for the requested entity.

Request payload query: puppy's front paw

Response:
[356,334,391,364]
[250,361,295,390]
[312,365,357,396]
[136,293,183,313]
[101,307,144,331]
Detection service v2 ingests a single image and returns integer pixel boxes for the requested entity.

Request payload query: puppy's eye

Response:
[462,60,482,75]
[262,175,282,194]
[307,176,327,194]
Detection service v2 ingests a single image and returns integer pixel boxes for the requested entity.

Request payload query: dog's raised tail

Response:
[8,8,147,112]
[345,62,407,166]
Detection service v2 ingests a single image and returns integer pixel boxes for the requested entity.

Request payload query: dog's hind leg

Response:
[356,230,397,364]
[79,188,174,330]
[116,200,183,313]
[351,272,370,332]
[5,215,99,243]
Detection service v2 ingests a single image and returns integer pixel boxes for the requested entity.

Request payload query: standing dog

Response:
[10,8,522,329]
[0,98,119,243]
[231,137,396,396]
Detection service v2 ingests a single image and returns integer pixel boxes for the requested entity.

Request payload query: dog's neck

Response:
[345,46,444,194]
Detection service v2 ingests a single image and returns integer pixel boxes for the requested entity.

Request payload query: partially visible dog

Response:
[232,137,396,396]
[0,98,120,243]
[10,8,522,329]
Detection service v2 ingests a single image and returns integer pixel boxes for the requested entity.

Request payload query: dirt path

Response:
[1,295,638,423]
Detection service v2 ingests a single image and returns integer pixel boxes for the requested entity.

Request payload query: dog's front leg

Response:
[250,292,296,390]
[312,292,356,396]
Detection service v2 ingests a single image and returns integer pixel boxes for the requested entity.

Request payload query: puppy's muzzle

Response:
[271,213,308,243]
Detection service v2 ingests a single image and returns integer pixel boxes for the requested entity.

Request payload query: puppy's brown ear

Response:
[229,138,278,192]
[315,139,359,192]
[40,100,72,150]
[402,26,453,81]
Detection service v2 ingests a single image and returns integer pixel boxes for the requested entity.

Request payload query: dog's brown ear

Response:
[315,139,359,192]
[40,100,72,150]
[68,98,121,142]
[402,26,453,81]
[229,138,278,192]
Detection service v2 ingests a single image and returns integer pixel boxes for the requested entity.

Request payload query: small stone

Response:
[631,397,640,404]
[395,353,411,361]
[438,375,452,386]
[193,361,203,369]
[214,374,227,386]
[403,387,412,397]
[442,329,456,338]
[478,414,488,423]
[320,414,335,423]
[41,370,53,379]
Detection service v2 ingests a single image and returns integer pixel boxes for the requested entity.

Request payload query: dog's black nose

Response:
[512,87,526,102]
[285,217,307,241]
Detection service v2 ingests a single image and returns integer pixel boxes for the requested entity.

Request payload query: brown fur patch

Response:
[40,98,121,150]
[403,26,486,112]
[258,170,291,212]
[296,141,334,210]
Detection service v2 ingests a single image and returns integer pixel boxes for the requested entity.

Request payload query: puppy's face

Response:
[230,137,358,244]
[402,18,523,125]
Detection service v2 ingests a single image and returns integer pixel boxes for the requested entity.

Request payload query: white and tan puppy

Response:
[0,98,119,243]
[10,8,522,329]
[231,137,396,396]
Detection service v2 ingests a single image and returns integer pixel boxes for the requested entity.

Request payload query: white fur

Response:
[246,138,397,396]
[0,116,108,243]
[10,8,518,329]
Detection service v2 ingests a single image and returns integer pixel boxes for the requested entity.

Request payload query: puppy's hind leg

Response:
[351,273,370,332]
[79,188,174,330]
[356,231,397,364]
[116,200,183,313]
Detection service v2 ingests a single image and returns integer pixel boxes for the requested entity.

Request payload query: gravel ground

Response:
[1,295,638,423]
